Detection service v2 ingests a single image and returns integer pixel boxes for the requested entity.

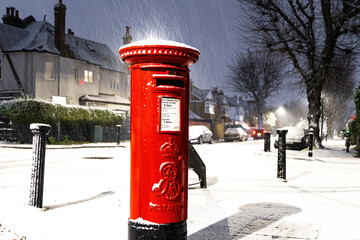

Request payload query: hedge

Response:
[0,99,124,143]
[352,85,360,144]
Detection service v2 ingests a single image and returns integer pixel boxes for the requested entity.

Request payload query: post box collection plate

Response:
[160,97,180,131]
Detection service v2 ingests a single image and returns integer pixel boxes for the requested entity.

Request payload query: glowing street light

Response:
[277,106,286,115]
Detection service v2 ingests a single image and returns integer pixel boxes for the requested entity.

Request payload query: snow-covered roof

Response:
[212,93,229,106]
[191,87,213,101]
[79,93,130,105]
[227,96,238,106]
[0,20,126,72]
[227,95,248,108]
[189,110,204,120]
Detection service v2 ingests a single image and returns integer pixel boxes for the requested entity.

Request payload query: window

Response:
[205,102,215,114]
[73,67,78,83]
[110,77,116,89]
[222,106,229,117]
[84,70,93,83]
[45,61,55,80]
[0,58,2,80]
[110,77,120,89]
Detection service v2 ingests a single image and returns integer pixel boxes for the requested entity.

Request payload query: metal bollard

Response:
[29,123,51,208]
[116,124,121,145]
[308,128,313,157]
[277,129,287,181]
[264,132,271,152]
[189,143,207,188]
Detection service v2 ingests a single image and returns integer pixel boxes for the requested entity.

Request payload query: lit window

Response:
[84,70,93,83]
[205,102,215,114]
[45,61,55,80]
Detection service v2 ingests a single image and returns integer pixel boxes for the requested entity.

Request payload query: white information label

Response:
[161,98,180,131]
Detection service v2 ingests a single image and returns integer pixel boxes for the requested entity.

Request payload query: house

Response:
[190,83,251,139]
[211,87,230,123]
[190,84,215,121]
[0,1,131,115]
[227,95,246,124]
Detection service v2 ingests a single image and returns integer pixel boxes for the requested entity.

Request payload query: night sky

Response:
[0,1,241,90]
[1,0,334,107]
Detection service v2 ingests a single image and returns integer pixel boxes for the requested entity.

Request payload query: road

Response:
[188,139,360,239]
[0,139,359,239]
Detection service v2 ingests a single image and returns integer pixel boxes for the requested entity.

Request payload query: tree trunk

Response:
[326,119,333,140]
[256,101,263,129]
[307,82,323,148]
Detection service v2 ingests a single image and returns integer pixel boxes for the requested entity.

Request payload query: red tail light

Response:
[252,130,256,135]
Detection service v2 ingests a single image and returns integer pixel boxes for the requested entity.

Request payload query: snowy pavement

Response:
[0,139,359,239]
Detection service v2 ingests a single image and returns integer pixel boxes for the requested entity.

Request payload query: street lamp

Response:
[277,106,285,115]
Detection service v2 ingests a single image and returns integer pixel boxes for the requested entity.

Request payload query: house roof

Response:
[212,93,229,106]
[0,20,126,72]
[79,93,130,106]
[227,96,248,108]
[191,86,213,101]
[189,110,203,120]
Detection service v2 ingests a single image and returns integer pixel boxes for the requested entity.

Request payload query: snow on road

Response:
[0,139,359,239]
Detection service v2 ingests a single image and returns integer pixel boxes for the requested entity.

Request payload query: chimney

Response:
[123,26,133,45]
[53,1,73,58]
[2,7,25,28]
[54,0,66,51]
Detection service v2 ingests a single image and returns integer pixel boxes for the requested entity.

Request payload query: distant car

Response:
[224,127,248,142]
[189,125,213,144]
[274,126,308,150]
[250,128,265,140]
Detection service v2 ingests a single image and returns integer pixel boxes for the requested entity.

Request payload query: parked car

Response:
[189,125,213,144]
[224,127,248,142]
[250,128,265,140]
[274,126,308,150]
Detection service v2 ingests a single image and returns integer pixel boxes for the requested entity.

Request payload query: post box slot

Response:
[156,79,184,88]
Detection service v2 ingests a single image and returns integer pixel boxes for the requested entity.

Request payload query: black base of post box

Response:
[128,220,186,240]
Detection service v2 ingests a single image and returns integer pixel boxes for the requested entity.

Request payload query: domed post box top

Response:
[119,39,200,67]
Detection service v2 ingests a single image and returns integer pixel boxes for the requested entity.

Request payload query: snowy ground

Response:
[0,139,359,239]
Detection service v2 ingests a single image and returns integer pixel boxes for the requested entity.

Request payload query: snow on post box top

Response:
[119,39,200,67]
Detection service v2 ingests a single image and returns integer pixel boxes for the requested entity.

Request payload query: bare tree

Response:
[322,52,356,138]
[238,0,360,146]
[227,50,284,128]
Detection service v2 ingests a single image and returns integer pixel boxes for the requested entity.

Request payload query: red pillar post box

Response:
[119,40,200,239]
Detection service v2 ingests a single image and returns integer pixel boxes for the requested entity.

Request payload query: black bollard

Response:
[29,123,51,208]
[116,124,122,145]
[308,128,313,157]
[189,143,207,188]
[344,130,350,153]
[264,132,271,152]
[277,129,287,181]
